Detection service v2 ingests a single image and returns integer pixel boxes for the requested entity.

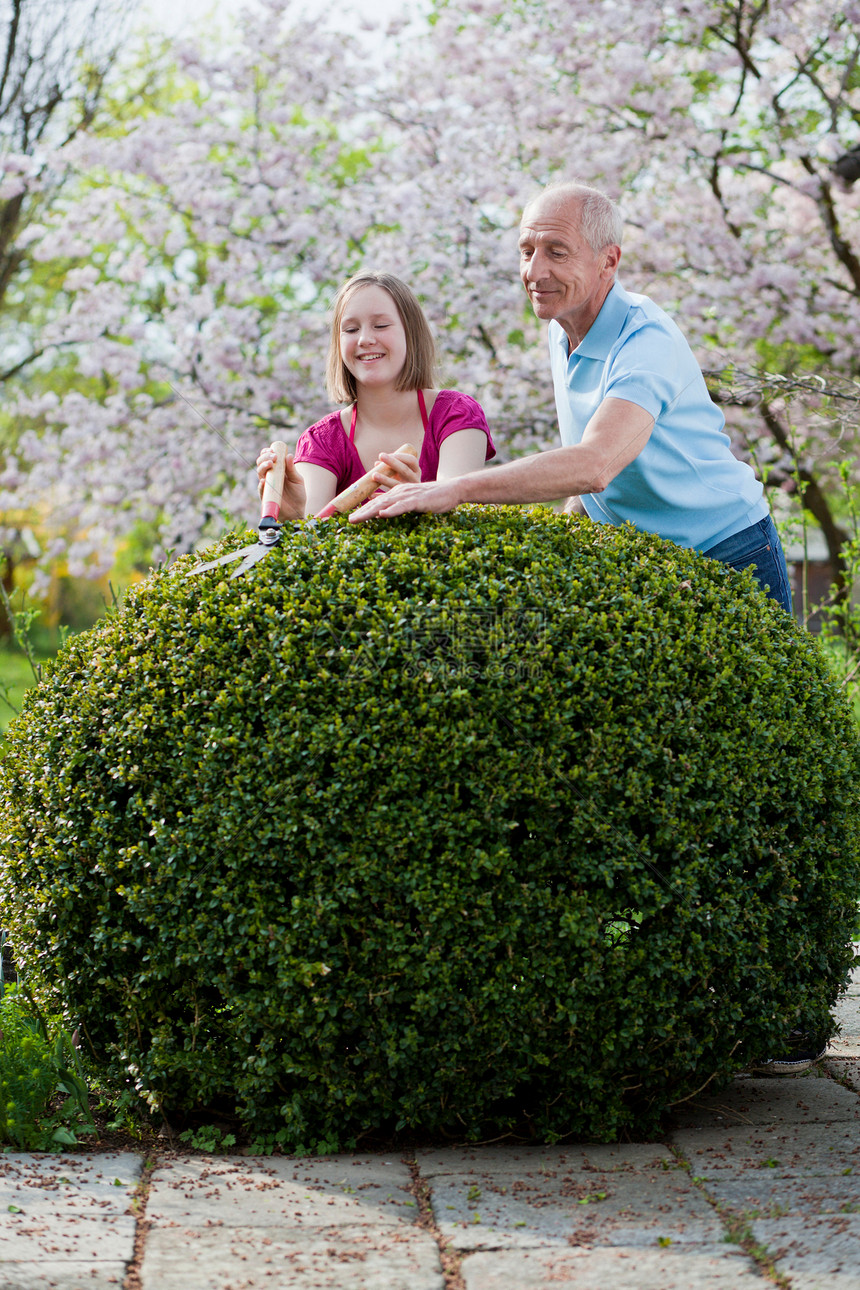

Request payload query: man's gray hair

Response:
[529,181,624,252]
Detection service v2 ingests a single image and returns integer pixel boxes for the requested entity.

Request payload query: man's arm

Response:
[350,397,654,521]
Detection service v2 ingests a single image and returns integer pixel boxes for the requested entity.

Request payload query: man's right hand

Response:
[349,478,461,522]
[256,444,307,521]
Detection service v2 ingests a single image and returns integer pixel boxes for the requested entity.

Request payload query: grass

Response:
[0,646,47,739]
[817,637,860,722]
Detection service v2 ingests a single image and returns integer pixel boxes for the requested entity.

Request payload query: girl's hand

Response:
[371,448,420,490]
[256,444,307,520]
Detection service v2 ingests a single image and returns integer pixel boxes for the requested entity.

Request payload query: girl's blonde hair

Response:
[325,272,438,403]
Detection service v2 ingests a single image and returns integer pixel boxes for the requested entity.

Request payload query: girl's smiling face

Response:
[339,284,408,391]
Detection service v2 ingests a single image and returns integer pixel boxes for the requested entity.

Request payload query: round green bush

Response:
[1,508,858,1147]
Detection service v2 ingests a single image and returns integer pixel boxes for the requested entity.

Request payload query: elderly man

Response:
[351,181,821,1076]
[350,181,792,615]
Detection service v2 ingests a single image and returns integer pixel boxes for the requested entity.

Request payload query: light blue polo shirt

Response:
[549,281,768,551]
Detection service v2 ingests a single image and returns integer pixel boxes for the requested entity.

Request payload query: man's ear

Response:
[602,244,622,277]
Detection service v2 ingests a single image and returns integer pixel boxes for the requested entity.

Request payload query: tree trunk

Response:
[758,400,851,609]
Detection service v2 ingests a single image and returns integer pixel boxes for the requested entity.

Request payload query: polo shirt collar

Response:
[556,280,630,361]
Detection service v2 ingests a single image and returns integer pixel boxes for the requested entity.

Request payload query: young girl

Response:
[256,271,495,517]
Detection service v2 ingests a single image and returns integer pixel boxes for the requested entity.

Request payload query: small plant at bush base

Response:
[244,1128,291,1157]
[0,986,95,1150]
[1,508,859,1149]
[178,1125,237,1154]
[88,1080,152,1140]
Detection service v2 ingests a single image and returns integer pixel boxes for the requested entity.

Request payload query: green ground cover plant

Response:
[1,508,858,1149]
[178,1125,237,1153]
[0,986,95,1150]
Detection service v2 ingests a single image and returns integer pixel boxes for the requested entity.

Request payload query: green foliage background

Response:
[1,509,858,1148]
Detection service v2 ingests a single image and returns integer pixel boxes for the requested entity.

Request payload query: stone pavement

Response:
[1,950,859,1290]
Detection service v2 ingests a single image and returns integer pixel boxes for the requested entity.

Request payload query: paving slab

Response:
[0,1152,140,1287]
[827,1057,860,1093]
[702,1173,860,1216]
[140,1154,442,1290]
[141,1222,443,1290]
[459,1245,768,1289]
[417,1143,673,1178]
[828,946,860,1057]
[671,1059,860,1288]
[423,1154,722,1250]
[0,1263,127,1289]
[417,1146,590,1178]
[581,1142,682,1171]
[670,1068,860,1128]
[0,1152,141,1217]
[0,1212,136,1261]
[673,1121,860,1176]
[144,1154,419,1228]
[749,1214,860,1289]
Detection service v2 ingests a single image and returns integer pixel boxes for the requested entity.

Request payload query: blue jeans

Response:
[702,515,792,614]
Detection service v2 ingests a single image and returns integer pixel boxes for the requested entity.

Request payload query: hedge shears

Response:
[189,440,416,579]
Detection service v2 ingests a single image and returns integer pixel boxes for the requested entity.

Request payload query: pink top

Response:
[293,389,495,492]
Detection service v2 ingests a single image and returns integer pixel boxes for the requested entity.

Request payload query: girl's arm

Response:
[295,462,338,516]
[435,428,493,480]
[373,429,488,487]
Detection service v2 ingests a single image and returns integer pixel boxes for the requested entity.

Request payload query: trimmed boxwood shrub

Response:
[1,508,859,1148]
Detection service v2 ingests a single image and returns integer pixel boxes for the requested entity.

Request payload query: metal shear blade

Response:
[189,522,283,579]
[189,543,275,579]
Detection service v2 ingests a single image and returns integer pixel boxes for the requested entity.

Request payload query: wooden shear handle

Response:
[260,442,288,521]
[315,443,418,519]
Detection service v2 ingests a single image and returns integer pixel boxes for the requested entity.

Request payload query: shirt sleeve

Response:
[293,414,348,477]
[602,319,700,423]
[432,390,496,461]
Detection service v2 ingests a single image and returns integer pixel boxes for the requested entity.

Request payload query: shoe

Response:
[750,1028,828,1076]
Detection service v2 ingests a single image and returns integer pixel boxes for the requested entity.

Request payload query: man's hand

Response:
[349,478,461,522]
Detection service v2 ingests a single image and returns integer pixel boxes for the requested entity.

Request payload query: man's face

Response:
[518,195,619,340]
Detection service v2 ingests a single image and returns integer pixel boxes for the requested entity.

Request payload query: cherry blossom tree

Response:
[1,0,378,578]
[0,0,135,339]
[2,0,859,593]
[0,0,134,618]
[371,0,860,588]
